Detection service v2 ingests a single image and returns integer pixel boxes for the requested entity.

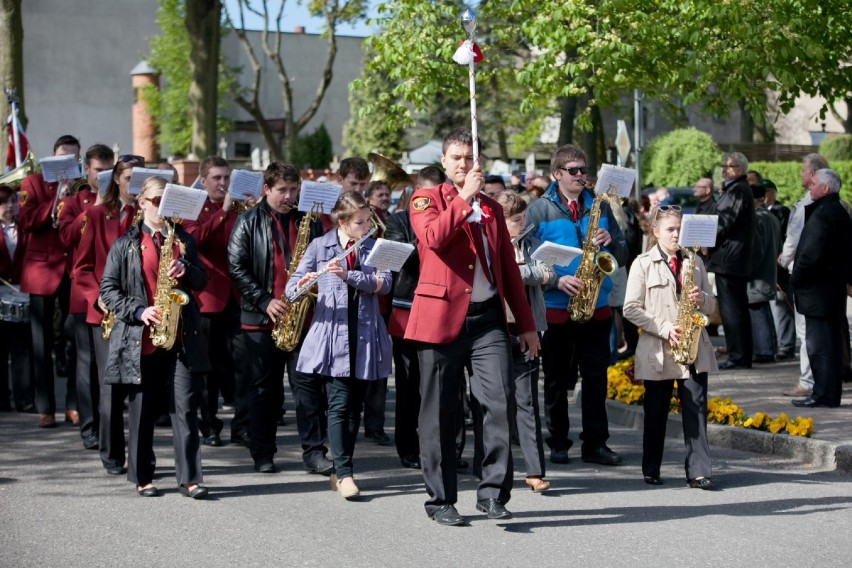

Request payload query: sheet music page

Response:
[594,164,635,198]
[96,169,113,194]
[298,181,342,214]
[363,238,415,272]
[158,184,208,221]
[129,167,174,195]
[229,169,263,201]
[530,242,583,267]
[39,155,81,182]
[679,214,719,248]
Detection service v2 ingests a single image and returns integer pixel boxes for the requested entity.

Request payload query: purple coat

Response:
[286,229,392,380]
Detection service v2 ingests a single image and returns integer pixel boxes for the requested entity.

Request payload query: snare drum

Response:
[0,287,30,323]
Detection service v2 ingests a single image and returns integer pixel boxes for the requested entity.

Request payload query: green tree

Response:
[642,128,721,187]
[225,0,367,161]
[144,0,233,157]
[290,124,334,169]
[819,134,852,161]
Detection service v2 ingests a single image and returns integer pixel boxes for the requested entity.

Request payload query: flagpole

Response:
[4,88,23,168]
[460,9,479,166]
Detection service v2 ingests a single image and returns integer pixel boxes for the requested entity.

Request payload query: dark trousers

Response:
[749,301,777,359]
[0,320,33,410]
[805,315,846,406]
[126,350,202,487]
[363,378,388,436]
[715,273,753,365]
[197,310,236,437]
[285,344,329,464]
[230,330,250,439]
[642,370,711,480]
[325,376,368,479]
[417,306,514,516]
[392,336,421,461]
[93,329,126,470]
[541,315,612,453]
[72,314,98,439]
[243,330,285,461]
[30,276,75,414]
[773,277,796,354]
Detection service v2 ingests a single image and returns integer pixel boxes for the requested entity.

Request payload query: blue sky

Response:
[222,1,379,37]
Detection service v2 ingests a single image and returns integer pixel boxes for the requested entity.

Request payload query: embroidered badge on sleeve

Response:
[412,196,431,211]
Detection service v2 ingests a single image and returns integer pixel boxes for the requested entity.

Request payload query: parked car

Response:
[641,187,716,214]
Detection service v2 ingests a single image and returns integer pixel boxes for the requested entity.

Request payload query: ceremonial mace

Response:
[454,8,480,166]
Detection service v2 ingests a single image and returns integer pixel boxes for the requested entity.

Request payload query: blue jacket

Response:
[286,229,392,380]
[524,183,628,310]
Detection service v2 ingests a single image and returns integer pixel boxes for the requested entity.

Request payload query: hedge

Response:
[748,161,852,207]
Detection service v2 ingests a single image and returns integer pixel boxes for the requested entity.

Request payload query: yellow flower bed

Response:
[607,357,814,438]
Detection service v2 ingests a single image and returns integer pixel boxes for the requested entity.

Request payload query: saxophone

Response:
[271,205,319,351]
[149,219,190,350]
[671,246,709,365]
[569,192,617,323]
[101,310,115,340]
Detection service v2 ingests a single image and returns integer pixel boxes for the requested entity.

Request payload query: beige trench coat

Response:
[623,247,719,381]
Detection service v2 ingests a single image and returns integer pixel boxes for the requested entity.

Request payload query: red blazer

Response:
[58,188,96,314]
[17,173,69,295]
[404,183,535,344]
[0,223,27,284]
[73,204,124,324]
[182,198,237,313]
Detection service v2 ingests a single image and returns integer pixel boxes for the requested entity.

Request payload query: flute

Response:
[287,227,377,302]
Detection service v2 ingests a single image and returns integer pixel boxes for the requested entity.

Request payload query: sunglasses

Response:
[145,195,162,207]
[558,166,589,176]
[118,154,145,164]
[652,204,682,223]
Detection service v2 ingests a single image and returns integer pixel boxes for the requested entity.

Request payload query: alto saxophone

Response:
[149,219,190,350]
[101,310,115,340]
[271,204,320,351]
[671,246,709,366]
[569,192,617,323]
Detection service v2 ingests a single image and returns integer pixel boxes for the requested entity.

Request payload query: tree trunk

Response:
[185,0,221,159]
[582,102,605,172]
[844,97,852,134]
[0,0,25,162]
[557,96,577,146]
[738,99,755,143]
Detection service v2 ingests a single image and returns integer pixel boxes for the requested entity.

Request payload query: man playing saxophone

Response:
[524,144,628,466]
[227,162,331,475]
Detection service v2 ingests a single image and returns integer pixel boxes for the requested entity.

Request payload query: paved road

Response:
[2,400,852,568]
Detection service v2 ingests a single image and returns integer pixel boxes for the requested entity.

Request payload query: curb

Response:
[606,399,851,474]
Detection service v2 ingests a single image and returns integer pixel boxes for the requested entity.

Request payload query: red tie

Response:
[669,256,681,284]
[120,204,134,234]
[568,200,579,222]
[345,239,356,270]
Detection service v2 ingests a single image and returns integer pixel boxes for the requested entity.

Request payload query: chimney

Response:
[294,26,305,34]
[130,60,160,162]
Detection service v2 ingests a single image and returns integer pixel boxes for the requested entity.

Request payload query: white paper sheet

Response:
[530,241,583,267]
[39,155,81,183]
[679,214,719,248]
[158,183,208,222]
[298,181,342,214]
[229,169,263,201]
[363,239,415,272]
[594,164,635,198]
[129,167,174,195]
[96,169,113,194]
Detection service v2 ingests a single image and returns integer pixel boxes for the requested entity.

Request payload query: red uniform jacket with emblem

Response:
[0,222,27,284]
[405,183,535,344]
[73,204,126,325]
[58,187,96,314]
[182,197,237,314]
[16,173,69,295]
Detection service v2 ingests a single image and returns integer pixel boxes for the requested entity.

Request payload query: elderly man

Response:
[790,169,852,408]
[693,178,716,215]
[707,152,755,369]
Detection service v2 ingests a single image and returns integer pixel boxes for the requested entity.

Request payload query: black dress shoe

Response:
[254,459,277,474]
[365,430,393,446]
[752,355,776,364]
[687,477,715,490]
[719,360,751,370]
[550,449,570,464]
[179,484,209,499]
[581,445,622,466]
[644,475,664,486]
[230,431,251,447]
[476,498,512,520]
[400,455,421,469]
[304,455,334,476]
[456,458,469,470]
[83,434,100,450]
[791,397,836,408]
[430,504,467,526]
[137,485,159,497]
[106,466,127,475]
[203,434,223,447]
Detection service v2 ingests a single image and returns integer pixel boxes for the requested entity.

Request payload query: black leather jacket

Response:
[706,175,755,277]
[100,222,209,384]
[227,197,323,326]
[384,210,419,309]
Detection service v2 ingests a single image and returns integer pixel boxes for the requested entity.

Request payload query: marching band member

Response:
[17,134,80,428]
[286,191,392,500]
[336,157,370,194]
[59,144,113,450]
[99,176,209,498]
[74,154,144,475]
[182,156,239,447]
[227,162,331,475]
